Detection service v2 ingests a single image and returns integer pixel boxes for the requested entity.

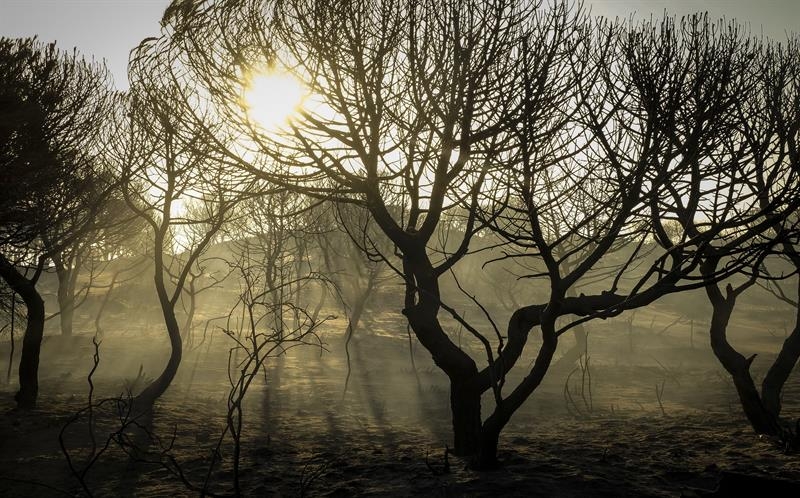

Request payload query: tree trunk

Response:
[409,304,482,456]
[54,256,79,337]
[6,293,15,384]
[344,279,373,341]
[761,295,800,417]
[552,324,587,371]
[182,283,196,346]
[401,253,480,457]
[707,286,783,435]
[57,277,75,337]
[475,416,502,469]
[310,285,326,323]
[16,287,44,409]
[0,256,45,409]
[473,317,560,469]
[94,273,118,337]
[134,298,182,407]
[450,380,482,457]
[134,264,182,407]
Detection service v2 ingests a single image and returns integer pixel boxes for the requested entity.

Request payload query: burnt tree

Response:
[0,38,118,408]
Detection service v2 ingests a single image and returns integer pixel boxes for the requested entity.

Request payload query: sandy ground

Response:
[1,305,800,497]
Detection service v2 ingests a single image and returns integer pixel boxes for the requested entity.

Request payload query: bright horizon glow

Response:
[244,70,306,130]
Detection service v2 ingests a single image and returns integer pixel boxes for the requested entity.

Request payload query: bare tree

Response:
[212,210,329,495]
[227,191,324,343]
[134,2,800,467]
[694,36,800,445]
[458,16,800,467]
[0,37,119,408]
[116,36,256,407]
[166,0,592,464]
[44,196,136,337]
[314,203,391,340]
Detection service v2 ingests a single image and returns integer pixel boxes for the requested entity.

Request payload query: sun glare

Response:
[244,71,306,130]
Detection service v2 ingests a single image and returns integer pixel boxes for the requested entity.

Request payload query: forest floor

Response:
[2,304,800,497]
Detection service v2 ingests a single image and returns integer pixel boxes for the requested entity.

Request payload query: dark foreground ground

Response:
[2,308,800,497]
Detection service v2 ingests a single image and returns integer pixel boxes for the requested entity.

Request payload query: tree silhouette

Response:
[695,36,800,444]
[115,36,257,407]
[0,37,118,408]
[124,1,800,466]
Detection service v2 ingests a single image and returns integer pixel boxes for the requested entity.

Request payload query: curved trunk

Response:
[16,287,45,409]
[134,292,182,406]
[405,299,481,456]
[402,251,480,456]
[730,368,783,435]
[134,247,182,407]
[707,285,783,436]
[761,303,800,417]
[474,323,559,469]
[0,256,46,409]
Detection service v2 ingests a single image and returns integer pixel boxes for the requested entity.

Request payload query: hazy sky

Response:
[1,0,798,88]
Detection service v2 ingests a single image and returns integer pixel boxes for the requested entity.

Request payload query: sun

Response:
[244,70,306,129]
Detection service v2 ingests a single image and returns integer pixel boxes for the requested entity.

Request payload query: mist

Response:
[2,1,800,496]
